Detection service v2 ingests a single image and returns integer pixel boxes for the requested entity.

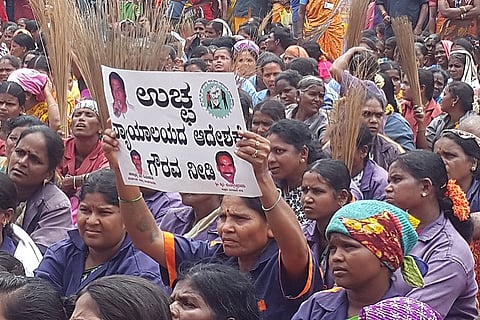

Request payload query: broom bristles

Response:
[344,0,370,49]
[30,0,71,137]
[330,86,366,173]
[70,0,174,127]
[392,16,422,107]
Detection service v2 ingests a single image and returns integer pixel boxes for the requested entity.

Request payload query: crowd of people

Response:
[0,0,478,319]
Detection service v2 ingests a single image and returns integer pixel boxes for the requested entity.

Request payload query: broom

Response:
[392,16,422,108]
[70,0,173,128]
[344,0,370,49]
[330,85,366,173]
[29,0,71,137]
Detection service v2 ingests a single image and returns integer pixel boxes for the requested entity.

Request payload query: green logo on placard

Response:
[199,80,233,119]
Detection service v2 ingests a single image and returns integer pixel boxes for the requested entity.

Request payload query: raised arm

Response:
[329,46,366,83]
[235,130,309,281]
[102,126,167,267]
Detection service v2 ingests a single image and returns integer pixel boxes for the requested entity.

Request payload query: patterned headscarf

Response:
[326,200,424,287]
[441,40,453,60]
[284,45,309,59]
[72,99,99,118]
[7,68,48,101]
[359,297,443,320]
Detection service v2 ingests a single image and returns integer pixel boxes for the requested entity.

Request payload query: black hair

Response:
[300,41,323,61]
[160,45,176,60]
[183,58,208,72]
[0,173,17,210]
[379,60,400,73]
[362,29,377,39]
[393,150,473,242]
[5,115,43,137]
[11,33,36,51]
[79,169,118,207]
[307,159,352,201]
[378,73,398,112]
[190,45,213,59]
[0,55,21,69]
[453,37,475,56]
[174,263,259,320]
[385,36,397,49]
[418,69,434,101]
[253,99,286,122]
[211,37,236,51]
[26,54,49,74]
[437,131,480,179]
[238,89,253,129]
[376,23,385,37]
[348,50,378,81]
[431,67,449,87]
[108,72,125,91]
[415,42,428,56]
[18,125,64,171]
[77,275,171,320]
[257,35,268,45]
[194,18,208,26]
[24,20,39,33]
[2,23,17,32]
[275,69,302,88]
[259,52,285,71]
[360,37,377,51]
[287,57,319,76]
[270,26,295,49]
[214,46,234,59]
[238,23,259,41]
[215,151,234,164]
[0,251,24,276]
[0,273,67,320]
[0,81,26,107]
[447,81,474,112]
[207,21,223,36]
[356,123,374,152]
[267,119,322,164]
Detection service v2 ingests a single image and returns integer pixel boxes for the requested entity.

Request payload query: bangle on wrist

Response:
[119,192,143,203]
[261,188,282,212]
[73,176,77,189]
[381,11,388,17]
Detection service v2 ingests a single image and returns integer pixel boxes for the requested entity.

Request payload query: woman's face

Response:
[213,49,233,72]
[77,192,126,251]
[2,30,14,48]
[71,108,101,138]
[251,111,274,137]
[385,161,424,212]
[435,43,448,68]
[275,79,297,105]
[22,53,36,68]
[71,293,102,320]
[262,62,283,92]
[433,72,446,99]
[361,98,384,136]
[10,41,25,58]
[385,69,401,95]
[170,279,214,320]
[200,53,213,72]
[0,92,22,122]
[440,86,456,113]
[267,133,306,181]
[328,233,384,290]
[298,84,325,117]
[205,24,219,39]
[217,196,271,259]
[5,126,26,160]
[8,132,51,189]
[415,46,426,68]
[448,56,465,81]
[258,40,267,54]
[434,137,475,187]
[194,22,206,38]
[234,51,256,78]
[0,59,17,83]
[301,171,341,221]
[383,45,395,60]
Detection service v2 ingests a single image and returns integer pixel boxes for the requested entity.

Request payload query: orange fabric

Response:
[272,2,284,22]
[234,14,251,33]
[303,0,344,59]
[470,240,480,301]
[163,232,177,287]
[258,300,267,312]
[278,247,314,299]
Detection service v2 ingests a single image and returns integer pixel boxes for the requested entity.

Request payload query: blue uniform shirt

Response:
[163,232,323,320]
[35,229,165,296]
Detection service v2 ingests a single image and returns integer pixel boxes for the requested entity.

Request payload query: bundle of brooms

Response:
[29,0,71,136]
[392,16,422,107]
[344,0,371,49]
[31,0,175,128]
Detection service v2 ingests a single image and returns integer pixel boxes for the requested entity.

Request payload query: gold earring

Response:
[300,158,305,163]
[472,166,477,172]
[421,192,427,197]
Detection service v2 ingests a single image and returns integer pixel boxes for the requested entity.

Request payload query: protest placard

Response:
[102,66,261,197]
